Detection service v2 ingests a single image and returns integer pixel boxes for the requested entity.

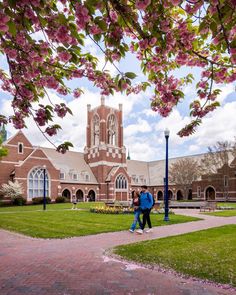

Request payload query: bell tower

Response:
[84,97,128,200]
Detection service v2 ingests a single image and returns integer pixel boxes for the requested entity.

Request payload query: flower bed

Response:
[90,206,134,214]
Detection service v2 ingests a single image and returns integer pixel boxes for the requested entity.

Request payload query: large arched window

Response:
[115,174,127,189]
[93,114,100,146]
[28,167,49,198]
[107,114,116,145]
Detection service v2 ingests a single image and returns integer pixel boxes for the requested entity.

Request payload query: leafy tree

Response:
[169,158,200,199]
[0,0,235,151]
[200,139,236,199]
[200,140,236,174]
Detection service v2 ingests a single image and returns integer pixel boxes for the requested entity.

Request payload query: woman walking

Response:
[129,190,143,233]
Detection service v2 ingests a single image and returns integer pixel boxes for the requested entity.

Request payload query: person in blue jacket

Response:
[136,185,154,234]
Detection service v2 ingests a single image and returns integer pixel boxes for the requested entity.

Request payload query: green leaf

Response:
[7,21,17,36]
[125,72,137,79]
[198,20,207,34]
[97,19,107,31]
[210,21,218,37]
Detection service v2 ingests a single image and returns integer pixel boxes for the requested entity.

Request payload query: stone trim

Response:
[89,161,127,167]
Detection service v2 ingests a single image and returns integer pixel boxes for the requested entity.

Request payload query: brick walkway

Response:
[0,210,236,295]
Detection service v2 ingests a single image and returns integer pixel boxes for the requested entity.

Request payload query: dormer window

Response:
[18,143,24,154]
[60,172,65,180]
[73,173,78,180]
[85,174,90,181]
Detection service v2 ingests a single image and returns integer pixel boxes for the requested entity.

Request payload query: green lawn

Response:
[204,210,236,217]
[0,203,200,238]
[0,202,103,212]
[217,202,236,208]
[114,225,236,286]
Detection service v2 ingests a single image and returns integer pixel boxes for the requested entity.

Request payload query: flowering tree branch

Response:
[0,0,235,150]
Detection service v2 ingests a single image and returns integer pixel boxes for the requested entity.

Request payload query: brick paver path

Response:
[0,209,236,295]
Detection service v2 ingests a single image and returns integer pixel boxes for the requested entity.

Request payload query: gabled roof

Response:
[105,166,120,182]
[42,147,98,183]
[5,130,33,147]
[147,154,206,186]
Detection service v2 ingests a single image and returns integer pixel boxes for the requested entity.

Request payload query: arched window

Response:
[93,114,100,146]
[28,167,49,198]
[107,114,116,145]
[115,174,127,189]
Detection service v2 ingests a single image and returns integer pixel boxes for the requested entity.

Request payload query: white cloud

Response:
[1,88,148,152]
[124,118,152,137]
[216,83,235,103]
[125,136,162,161]
[192,101,236,148]
[154,109,191,146]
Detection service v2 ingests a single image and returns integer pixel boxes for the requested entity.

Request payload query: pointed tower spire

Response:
[127,149,130,160]
[101,95,105,106]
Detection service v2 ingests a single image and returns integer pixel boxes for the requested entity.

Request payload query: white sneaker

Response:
[129,229,134,233]
[145,228,153,233]
[136,229,143,234]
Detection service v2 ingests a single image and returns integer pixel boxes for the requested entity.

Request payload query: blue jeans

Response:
[130,208,143,231]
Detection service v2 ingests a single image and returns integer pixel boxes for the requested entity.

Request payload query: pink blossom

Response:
[110,11,118,22]
[58,51,72,63]
[75,3,91,30]
[198,81,208,89]
[5,48,17,59]
[111,52,121,61]
[45,77,59,89]
[149,37,157,47]
[172,0,181,5]
[10,113,25,129]
[72,69,84,78]
[55,26,72,44]
[35,108,48,126]
[73,88,82,98]
[57,87,68,96]
[0,13,10,32]
[89,25,102,35]
[136,0,151,10]
[45,126,57,136]
[54,104,69,118]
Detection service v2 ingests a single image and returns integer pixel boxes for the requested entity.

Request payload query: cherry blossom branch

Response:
[88,35,124,75]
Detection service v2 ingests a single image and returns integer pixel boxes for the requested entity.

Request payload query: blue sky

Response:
[0,38,236,161]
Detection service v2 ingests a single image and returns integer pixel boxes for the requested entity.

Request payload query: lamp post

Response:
[164,129,170,221]
[43,165,46,211]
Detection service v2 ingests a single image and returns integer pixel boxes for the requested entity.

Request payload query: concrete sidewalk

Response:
[0,210,235,295]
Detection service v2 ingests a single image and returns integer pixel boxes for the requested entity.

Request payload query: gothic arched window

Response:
[107,114,116,145]
[115,174,127,190]
[93,114,100,146]
[28,167,49,198]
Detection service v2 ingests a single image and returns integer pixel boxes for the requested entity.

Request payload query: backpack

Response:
[147,192,155,207]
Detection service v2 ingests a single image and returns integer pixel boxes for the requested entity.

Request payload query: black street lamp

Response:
[43,165,47,211]
[164,128,170,221]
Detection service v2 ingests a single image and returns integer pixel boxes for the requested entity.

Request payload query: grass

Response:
[0,203,200,238]
[203,210,236,217]
[114,225,236,287]
[0,202,104,212]
[217,202,236,208]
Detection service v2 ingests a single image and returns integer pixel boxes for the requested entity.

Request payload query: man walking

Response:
[136,185,154,234]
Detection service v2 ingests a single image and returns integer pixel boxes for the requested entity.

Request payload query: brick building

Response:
[0,97,236,203]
